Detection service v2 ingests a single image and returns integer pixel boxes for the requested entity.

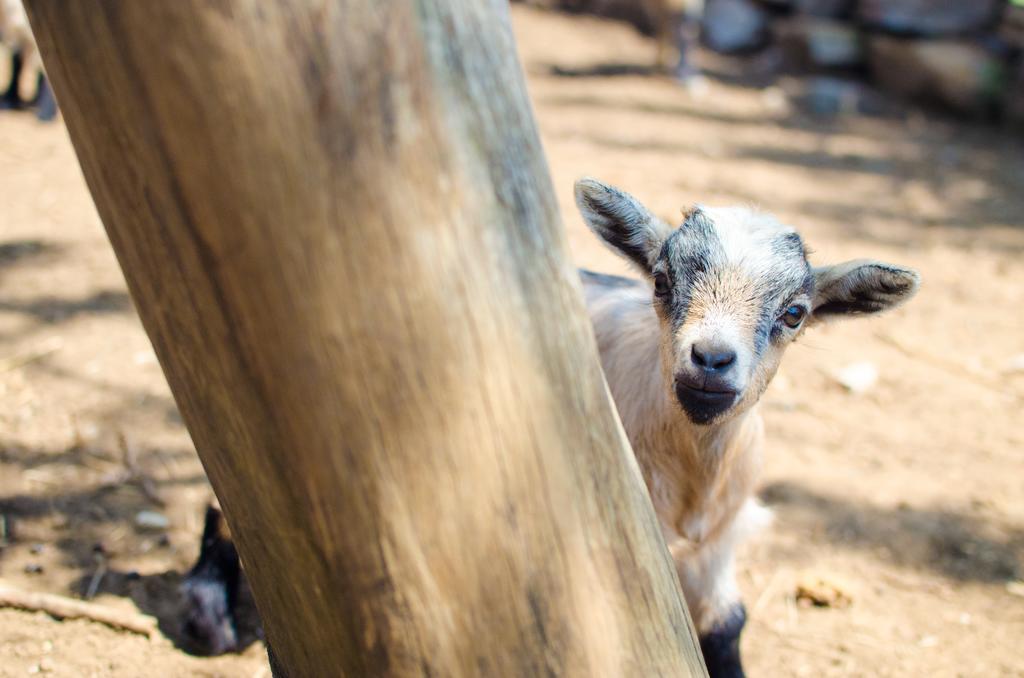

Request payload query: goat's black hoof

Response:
[35,80,58,122]
[36,104,57,122]
[699,604,747,678]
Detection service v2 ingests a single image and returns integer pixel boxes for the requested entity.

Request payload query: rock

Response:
[702,0,769,53]
[795,77,860,115]
[1007,580,1024,597]
[134,510,170,531]
[868,36,1007,115]
[776,17,863,70]
[795,573,853,608]
[802,19,862,67]
[859,0,1001,38]
[24,563,44,575]
[783,77,898,118]
[833,361,878,394]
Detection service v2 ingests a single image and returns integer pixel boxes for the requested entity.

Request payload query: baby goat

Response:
[180,180,919,673]
[576,178,919,677]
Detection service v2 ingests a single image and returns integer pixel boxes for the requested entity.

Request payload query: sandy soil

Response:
[1,6,1022,677]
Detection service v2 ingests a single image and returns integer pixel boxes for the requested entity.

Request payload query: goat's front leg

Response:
[1,49,23,109]
[698,602,746,678]
[672,537,747,678]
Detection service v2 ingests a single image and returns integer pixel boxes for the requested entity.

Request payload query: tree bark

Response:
[24,1,706,675]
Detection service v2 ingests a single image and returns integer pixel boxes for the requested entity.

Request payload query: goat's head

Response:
[575,178,920,426]
[181,577,239,655]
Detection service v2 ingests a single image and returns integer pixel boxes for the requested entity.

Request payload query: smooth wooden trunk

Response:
[24,1,706,675]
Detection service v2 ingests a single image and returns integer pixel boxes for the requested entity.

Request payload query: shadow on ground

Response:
[761,480,1022,583]
[0,290,131,325]
[547,62,664,78]
[0,440,204,569]
[539,85,1024,254]
[70,568,263,656]
[0,439,246,655]
[0,240,62,268]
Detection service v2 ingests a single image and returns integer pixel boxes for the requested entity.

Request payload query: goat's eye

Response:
[781,305,807,328]
[653,272,670,297]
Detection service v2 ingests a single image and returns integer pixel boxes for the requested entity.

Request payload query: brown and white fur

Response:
[575,178,919,677]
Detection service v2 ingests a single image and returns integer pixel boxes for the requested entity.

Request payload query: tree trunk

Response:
[24,1,706,675]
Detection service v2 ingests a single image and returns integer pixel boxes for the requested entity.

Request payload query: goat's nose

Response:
[691,341,737,372]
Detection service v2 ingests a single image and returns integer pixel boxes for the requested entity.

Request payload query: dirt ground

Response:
[1,6,1023,677]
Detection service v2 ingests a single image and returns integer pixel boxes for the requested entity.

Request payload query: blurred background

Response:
[1,1,1022,676]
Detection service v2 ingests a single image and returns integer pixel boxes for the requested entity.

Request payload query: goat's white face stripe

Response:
[676,307,752,391]
[659,207,811,342]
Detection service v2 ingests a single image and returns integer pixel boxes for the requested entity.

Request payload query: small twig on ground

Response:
[97,432,165,507]
[875,331,1022,402]
[151,447,175,479]
[750,569,786,618]
[0,580,155,637]
[84,547,109,600]
[21,469,64,487]
[0,337,63,373]
[785,585,798,628]
[778,634,847,662]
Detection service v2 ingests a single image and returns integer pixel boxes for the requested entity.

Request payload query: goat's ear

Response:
[574,178,671,274]
[811,259,920,321]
